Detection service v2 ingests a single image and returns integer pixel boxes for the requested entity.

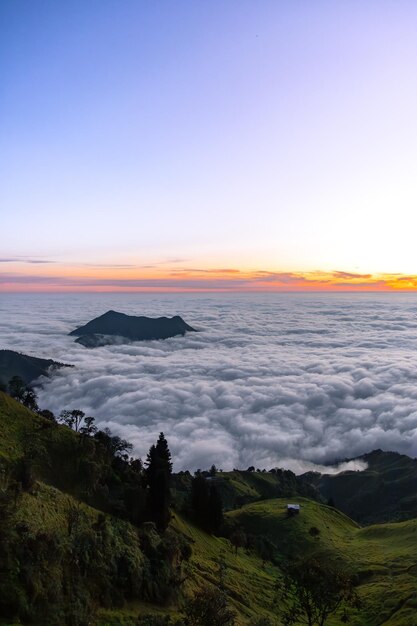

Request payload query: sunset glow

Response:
[2,260,417,293]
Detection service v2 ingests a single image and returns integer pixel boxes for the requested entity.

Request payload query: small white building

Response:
[287,504,301,515]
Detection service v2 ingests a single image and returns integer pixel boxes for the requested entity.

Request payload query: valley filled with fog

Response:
[2,292,417,472]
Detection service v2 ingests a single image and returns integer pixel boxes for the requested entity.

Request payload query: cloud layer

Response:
[1,292,417,472]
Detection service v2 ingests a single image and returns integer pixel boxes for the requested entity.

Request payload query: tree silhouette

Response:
[145,432,172,531]
[59,409,86,432]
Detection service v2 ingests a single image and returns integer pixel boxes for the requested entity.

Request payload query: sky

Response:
[2,1,417,292]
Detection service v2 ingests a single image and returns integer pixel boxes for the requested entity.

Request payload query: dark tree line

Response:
[190,471,224,534]
[4,376,174,533]
[0,386,194,624]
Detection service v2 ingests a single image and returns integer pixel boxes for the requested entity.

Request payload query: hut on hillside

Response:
[287,503,301,516]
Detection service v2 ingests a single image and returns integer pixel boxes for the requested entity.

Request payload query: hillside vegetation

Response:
[305,449,417,524]
[1,391,417,626]
[227,498,417,624]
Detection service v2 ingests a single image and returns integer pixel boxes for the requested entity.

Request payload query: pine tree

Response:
[155,432,172,471]
[145,433,172,531]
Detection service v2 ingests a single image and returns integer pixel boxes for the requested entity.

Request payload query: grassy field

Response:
[227,497,417,625]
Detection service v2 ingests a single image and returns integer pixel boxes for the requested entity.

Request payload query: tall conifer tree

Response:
[145,433,172,530]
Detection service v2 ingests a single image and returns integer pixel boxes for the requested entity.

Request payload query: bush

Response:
[182,587,236,626]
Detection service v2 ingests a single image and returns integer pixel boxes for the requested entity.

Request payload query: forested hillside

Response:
[1,390,417,626]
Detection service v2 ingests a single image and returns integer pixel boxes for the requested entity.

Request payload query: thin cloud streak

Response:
[0,258,56,264]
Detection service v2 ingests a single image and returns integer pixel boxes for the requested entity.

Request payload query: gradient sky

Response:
[2,1,417,291]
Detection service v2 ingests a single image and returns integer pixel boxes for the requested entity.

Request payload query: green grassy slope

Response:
[1,479,147,626]
[99,499,417,625]
[0,392,281,625]
[9,483,417,626]
[173,513,279,624]
[227,497,417,625]
[0,391,83,494]
[96,512,283,625]
[2,391,417,625]
[227,497,358,561]
[1,478,281,626]
[0,391,43,461]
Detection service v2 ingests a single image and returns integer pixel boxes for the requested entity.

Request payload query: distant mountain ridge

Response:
[301,449,417,524]
[0,349,71,387]
[69,310,196,347]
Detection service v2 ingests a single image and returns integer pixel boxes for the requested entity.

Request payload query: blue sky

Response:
[2,1,417,290]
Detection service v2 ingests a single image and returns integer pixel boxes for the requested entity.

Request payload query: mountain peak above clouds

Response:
[69,310,196,347]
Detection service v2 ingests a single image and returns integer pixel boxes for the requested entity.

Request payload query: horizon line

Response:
[3,288,417,295]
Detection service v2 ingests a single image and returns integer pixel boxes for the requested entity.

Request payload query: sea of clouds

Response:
[2,292,417,473]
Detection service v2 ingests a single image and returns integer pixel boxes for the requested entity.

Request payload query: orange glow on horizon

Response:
[3,261,417,292]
